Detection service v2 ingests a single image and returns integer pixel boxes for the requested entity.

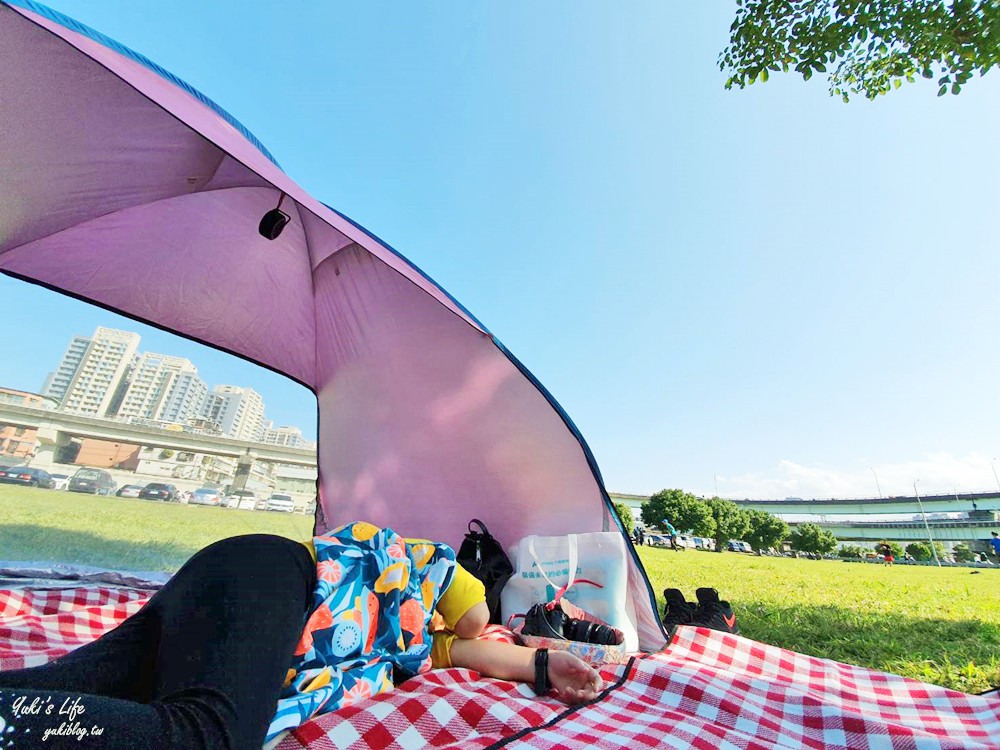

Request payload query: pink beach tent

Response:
[0,1,667,651]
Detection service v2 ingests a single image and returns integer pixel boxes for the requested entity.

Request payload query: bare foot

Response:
[545,650,603,704]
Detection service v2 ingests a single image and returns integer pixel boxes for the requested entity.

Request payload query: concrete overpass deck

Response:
[0,403,316,467]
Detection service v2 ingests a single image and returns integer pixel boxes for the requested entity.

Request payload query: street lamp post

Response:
[871,467,882,499]
[991,459,1000,493]
[913,480,941,567]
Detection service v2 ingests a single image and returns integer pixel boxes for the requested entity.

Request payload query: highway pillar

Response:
[231,451,256,492]
[30,424,71,470]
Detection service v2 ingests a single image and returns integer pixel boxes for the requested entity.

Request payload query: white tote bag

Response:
[500,532,639,651]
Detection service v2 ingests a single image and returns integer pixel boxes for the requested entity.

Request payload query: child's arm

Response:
[448,638,604,704]
[447,602,603,704]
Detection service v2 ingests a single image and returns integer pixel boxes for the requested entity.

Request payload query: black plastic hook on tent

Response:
[259,192,290,240]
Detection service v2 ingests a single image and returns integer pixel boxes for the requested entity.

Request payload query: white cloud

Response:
[718,452,1000,500]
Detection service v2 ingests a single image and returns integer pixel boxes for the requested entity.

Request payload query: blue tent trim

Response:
[3,0,280,168]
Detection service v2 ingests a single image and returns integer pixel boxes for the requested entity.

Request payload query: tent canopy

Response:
[0,0,666,650]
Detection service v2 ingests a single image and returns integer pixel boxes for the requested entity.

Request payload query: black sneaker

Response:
[661,588,698,629]
[693,587,740,635]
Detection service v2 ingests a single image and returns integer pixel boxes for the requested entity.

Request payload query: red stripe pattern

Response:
[2,587,997,748]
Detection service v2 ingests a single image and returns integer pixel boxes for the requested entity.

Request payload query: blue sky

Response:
[3,1,1000,500]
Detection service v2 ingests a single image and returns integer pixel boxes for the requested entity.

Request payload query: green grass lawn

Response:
[1,485,997,692]
[0,485,314,572]
[638,544,1000,693]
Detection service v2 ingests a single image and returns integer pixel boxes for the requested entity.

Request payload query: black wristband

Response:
[534,648,550,696]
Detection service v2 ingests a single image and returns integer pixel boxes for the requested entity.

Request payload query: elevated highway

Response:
[732,493,1000,517]
[0,403,316,467]
[786,518,997,543]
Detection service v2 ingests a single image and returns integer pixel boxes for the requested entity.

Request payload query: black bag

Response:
[456,518,514,624]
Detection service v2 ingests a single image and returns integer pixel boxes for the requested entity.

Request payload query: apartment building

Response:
[262,423,315,450]
[202,385,265,441]
[116,353,201,423]
[42,327,140,417]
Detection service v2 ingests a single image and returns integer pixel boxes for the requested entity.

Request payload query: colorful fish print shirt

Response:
[266,522,456,742]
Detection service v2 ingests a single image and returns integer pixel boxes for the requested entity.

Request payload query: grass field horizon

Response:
[1,485,997,692]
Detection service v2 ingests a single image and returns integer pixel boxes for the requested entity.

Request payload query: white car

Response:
[265,493,295,512]
[49,473,71,491]
[189,487,224,507]
[225,489,258,510]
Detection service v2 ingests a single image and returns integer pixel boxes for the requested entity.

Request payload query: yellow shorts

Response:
[302,539,485,668]
[430,562,486,668]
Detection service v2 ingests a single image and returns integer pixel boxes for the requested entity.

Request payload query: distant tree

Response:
[838,544,867,558]
[905,541,932,560]
[875,540,904,558]
[720,0,1000,101]
[951,543,976,563]
[641,489,715,536]
[743,510,790,554]
[789,523,838,555]
[614,501,635,536]
[905,541,947,561]
[705,497,750,553]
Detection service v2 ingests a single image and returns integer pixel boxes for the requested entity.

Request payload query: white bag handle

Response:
[526,535,580,601]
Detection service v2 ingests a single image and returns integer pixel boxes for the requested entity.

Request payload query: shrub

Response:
[952,543,976,563]
[839,544,867,558]
[613,501,635,535]
[905,541,947,561]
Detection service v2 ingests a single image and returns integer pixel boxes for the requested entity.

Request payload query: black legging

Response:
[0,534,315,749]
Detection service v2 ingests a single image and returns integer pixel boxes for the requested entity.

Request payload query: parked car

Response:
[116,484,144,498]
[189,487,224,507]
[224,489,258,510]
[675,534,696,549]
[139,482,178,501]
[265,493,296,513]
[727,540,753,553]
[49,473,71,490]
[0,466,56,488]
[68,467,117,495]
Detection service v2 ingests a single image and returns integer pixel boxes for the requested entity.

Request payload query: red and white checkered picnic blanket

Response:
[0,586,148,670]
[2,587,998,749]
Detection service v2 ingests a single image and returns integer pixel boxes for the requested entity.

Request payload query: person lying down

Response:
[0,522,603,749]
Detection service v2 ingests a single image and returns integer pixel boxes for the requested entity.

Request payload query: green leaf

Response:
[803,67,813,80]
[760,68,769,82]
[937,84,947,96]
[893,78,902,89]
